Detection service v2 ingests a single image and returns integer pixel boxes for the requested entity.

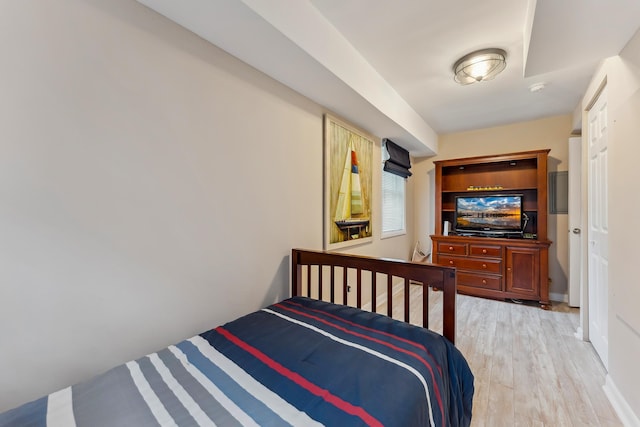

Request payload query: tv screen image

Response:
[455,195,523,234]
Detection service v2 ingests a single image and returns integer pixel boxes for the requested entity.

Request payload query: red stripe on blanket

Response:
[283,299,443,376]
[216,326,384,427]
[275,302,445,425]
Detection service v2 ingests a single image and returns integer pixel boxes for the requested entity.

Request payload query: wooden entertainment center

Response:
[431,149,552,308]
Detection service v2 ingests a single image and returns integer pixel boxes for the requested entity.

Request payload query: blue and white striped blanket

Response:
[0,297,474,426]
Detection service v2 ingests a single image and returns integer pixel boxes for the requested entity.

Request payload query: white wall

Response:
[0,0,414,411]
[581,29,640,423]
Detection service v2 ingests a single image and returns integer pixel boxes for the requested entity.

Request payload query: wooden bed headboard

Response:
[291,249,458,344]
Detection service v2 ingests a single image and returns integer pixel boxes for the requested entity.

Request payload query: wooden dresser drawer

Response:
[439,255,502,274]
[437,242,467,256]
[469,244,502,258]
[458,272,501,290]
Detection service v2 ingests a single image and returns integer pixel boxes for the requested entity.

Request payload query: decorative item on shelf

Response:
[466,185,503,191]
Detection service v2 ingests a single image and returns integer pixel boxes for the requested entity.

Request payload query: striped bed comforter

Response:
[0,297,474,427]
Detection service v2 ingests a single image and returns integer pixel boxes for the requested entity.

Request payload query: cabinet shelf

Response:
[441,187,538,193]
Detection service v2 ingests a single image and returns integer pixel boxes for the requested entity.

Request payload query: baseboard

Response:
[549,292,568,303]
[603,374,640,427]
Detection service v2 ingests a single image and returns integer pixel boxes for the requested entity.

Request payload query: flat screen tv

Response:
[454,194,524,236]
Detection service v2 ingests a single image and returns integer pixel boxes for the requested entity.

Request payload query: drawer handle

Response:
[448,246,454,251]
[482,264,487,269]
[482,249,487,254]
[482,279,487,284]
[449,260,454,265]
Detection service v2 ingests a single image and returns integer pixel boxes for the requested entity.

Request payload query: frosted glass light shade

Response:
[453,48,507,85]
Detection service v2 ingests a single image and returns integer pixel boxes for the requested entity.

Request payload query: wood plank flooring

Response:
[375,284,622,427]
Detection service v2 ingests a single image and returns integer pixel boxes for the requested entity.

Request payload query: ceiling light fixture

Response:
[453,48,507,85]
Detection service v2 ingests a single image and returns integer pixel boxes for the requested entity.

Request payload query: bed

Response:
[0,249,473,427]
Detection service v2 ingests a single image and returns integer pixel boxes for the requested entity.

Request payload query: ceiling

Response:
[136,0,640,156]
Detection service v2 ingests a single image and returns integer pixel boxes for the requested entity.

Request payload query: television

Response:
[454,194,524,236]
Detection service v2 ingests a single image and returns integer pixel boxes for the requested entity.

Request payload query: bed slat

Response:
[318,265,323,300]
[423,278,429,329]
[371,272,377,314]
[387,275,393,318]
[356,268,362,308]
[404,278,410,323]
[342,267,348,304]
[330,266,335,303]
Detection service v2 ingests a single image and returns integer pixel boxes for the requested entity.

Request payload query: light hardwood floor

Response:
[379,285,622,427]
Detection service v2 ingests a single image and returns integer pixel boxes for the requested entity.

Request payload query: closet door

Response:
[587,86,609,369]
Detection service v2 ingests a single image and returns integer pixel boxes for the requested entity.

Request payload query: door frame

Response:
[568,136,582,308]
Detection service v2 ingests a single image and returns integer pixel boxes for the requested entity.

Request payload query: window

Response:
[381,156,406,237]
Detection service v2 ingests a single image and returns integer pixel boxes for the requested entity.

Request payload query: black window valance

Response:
[383,138,412,178]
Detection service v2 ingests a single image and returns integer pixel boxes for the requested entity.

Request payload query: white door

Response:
[568,137,582,307]
[587,87,609,368]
